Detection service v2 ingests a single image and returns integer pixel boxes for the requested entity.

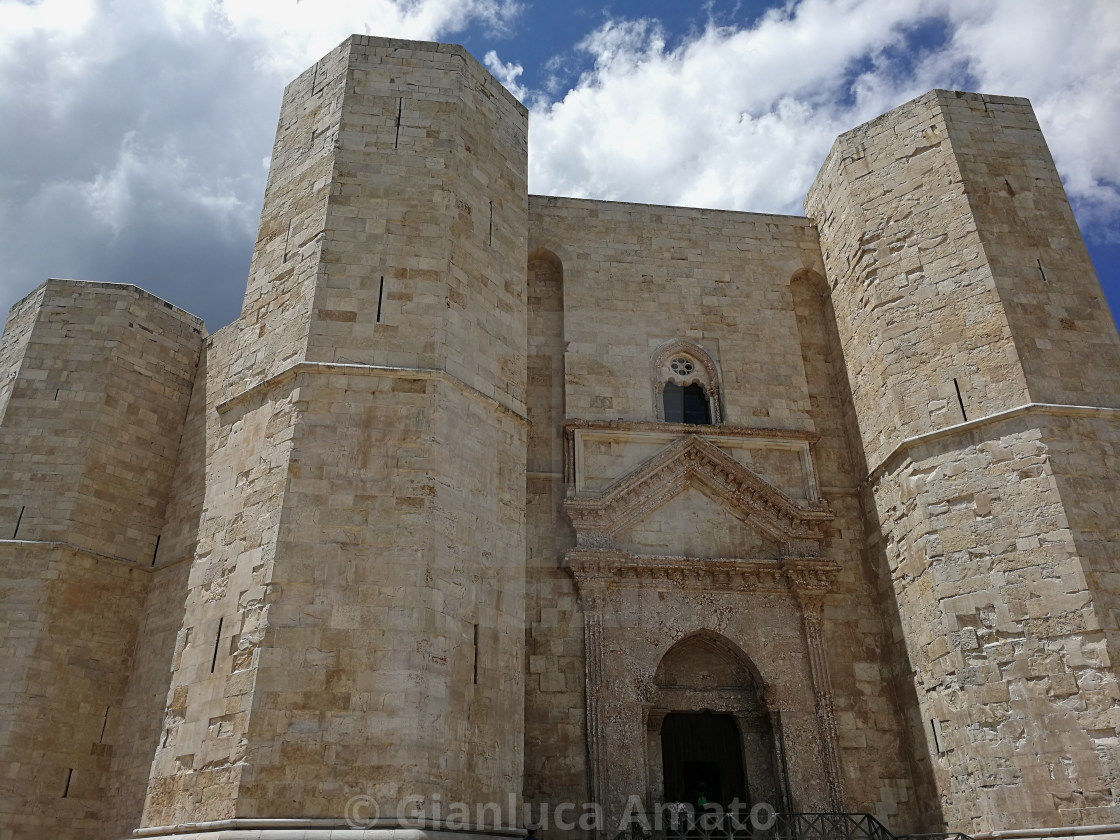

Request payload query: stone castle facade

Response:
[1,34,1119,840]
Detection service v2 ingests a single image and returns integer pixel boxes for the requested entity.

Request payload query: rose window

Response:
[670,357,695,376]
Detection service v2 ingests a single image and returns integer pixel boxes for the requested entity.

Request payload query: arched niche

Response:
[526,247,566,476]
[645,631,788,811]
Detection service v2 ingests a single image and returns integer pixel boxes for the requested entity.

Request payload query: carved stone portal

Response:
[562,422,844,830]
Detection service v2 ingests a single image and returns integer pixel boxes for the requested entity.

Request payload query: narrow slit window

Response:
[472,623,479,685]
[930,718,944,753]
[210,617,224,674]
[954,378,967,422]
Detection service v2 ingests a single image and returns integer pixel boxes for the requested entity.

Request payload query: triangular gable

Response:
[613,485,784,559]
[563,435,832,557]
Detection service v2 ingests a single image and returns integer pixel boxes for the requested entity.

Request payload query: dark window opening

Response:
[664,383,711,425]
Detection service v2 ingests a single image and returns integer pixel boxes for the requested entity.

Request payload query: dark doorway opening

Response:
[661,712,746,807]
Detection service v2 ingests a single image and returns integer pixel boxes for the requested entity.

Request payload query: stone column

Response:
[790,570,845,811]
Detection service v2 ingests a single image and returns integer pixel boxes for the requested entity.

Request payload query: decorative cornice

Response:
[564,435,832,555]
[974,824,1120,840]
[215,360,528,425]
[565,418,819,442]
[866,402,1120,484]
[564,548,840,593]
[133,818,522,838]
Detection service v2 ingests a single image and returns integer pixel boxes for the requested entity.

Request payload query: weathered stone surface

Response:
[808,90,1120,833]
[0,40,1118,840]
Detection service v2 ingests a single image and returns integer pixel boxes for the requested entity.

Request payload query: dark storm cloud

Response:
[0,8,280,330]
[0,0,521,330]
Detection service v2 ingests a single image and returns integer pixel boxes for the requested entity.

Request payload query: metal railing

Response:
[771,813,896,840]
[616,812,972,840]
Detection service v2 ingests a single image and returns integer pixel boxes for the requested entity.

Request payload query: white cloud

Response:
[943,0,1120,236]
[0,0,523,327]
[525,0,1120,249]
[213,0,522,75]
[484,50,528,102]
[527,0,947,213]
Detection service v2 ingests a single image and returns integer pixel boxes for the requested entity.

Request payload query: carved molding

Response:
[565,550,840,594]
[794,577,847,810]
[651,339,724,423]
[564,435,833,557]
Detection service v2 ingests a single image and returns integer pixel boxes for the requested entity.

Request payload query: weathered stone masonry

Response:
[1,36,1119,840]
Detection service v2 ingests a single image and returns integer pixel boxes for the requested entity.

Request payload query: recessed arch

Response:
[654,629,766,696]
[646,629,786,810]
[527,245,564,275]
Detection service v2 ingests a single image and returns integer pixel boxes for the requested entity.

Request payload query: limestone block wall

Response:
[0,544,150,840]
[869,415,1120,830]
[940,95,1120,407]
[229,41,346,390]
[530,198,824,430]
[527,199,927,829]
[788,270,937,830]
[102,335,214,837]
[805,92,1035,468]
[1048,413,1120,652]
[809,90,1120,831]
[0,280,204,562]
[232,35,528,415]
[303,39,529,415]
[0,287,44,428]
[0,280,202,840]
[229,373,526,816]
[142,34,529,831]
[524,247,585,820]
[142,324,297,826]
[102,561,192,840]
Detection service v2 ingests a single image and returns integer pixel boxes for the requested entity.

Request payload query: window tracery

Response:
[651,340,722,424]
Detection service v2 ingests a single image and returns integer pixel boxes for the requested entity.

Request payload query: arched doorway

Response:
[647,632,786,809]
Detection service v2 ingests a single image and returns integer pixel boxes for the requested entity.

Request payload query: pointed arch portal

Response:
[646,632,785,810]
[563,423,844,823]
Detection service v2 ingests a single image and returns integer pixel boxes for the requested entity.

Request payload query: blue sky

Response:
[0,0,1116,330]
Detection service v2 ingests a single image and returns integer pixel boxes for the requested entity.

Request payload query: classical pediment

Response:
[612,485,783,559]
[563,434,833,558]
